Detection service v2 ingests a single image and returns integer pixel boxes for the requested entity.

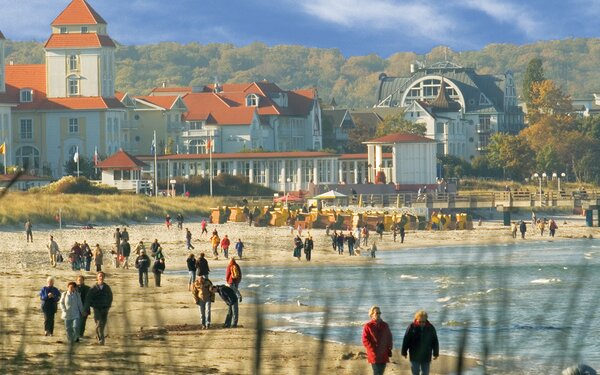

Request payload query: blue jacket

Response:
[40,286,61,312]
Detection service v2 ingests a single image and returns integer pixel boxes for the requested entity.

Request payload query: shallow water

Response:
[179,239,600,374]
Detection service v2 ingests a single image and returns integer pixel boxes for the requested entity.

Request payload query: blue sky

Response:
[1,0,598,57]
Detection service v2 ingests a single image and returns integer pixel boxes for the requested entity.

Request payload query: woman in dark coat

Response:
[303,235,314,261]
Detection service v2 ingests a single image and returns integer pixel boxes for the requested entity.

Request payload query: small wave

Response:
[247,283,261,288]
[530,278,561,284]
[245,274,274,279]
[437,296,452,302]
[443,320,468,327]
[400,274,419,280]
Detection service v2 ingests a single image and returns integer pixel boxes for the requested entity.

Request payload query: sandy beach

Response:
[1,214,597,374]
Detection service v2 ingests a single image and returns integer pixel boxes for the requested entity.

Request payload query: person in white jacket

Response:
[59,281,84,343]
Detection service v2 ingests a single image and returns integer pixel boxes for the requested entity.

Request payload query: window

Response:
[15,146,40,170]
[69,118,79,134]
[60,27,67,34]
[188,121,203,130]
[20,89,33,103]
[81,26,88,33]
[68,77,79,96]
[245,94,259,107]
[188,139,203,154]
[435,123,444,134]
[69,55,78,71]
[20,119,33,140]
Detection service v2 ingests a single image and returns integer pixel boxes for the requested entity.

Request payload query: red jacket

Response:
[221,237,230,249]
[362,319,393,364]
[226,263,242,284]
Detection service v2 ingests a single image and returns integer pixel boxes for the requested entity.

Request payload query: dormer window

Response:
[68,55,79,71]
[246,94,259,107]
[81,26,88,33]
[20,89,33,103]
[60,27,67,34]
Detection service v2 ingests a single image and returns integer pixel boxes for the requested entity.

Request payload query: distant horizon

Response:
[1,0,599,58]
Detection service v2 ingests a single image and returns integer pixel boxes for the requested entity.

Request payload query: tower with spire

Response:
[44,0,116,98]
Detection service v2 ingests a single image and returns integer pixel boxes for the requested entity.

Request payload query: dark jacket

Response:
[77,284,91,313]
[304,238,313,252]
[401,321,439,363]
[187,257,196,272]
[84,283,113,310]
[216,285,238,306]
[121,242,131,257]
[135,254,151,271]
[152,260,165,274]
[196,257,210,276]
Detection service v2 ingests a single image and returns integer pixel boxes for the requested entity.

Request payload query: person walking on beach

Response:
[187,253,196,290]
[200,218,208,236]
[401,310,439,375]
[93,244,103,272]
[371,242,378,258]
[336,232,345,255]
[362,305,393,375]
[376,221,385,240]
[196,252,210,278]
[47,235,59,267]
[76,275,90,337]
[221,234,231,259]
[133,240,146,256]
[59,281,84,344]
[511,222,518,239]
[121,227,129,244]
[304,235,314,261]
[192,276,214,329]
[186,228,195,250]
[210,232,220,259]
[347,232,356,256]
[25,219,33,243]
[362,226,370,246]
[150,239,160,258]
[331,230,338,252]
[549,219,558,237]
[165,214,172,229]
[152,258,166,287]
[519,220,527,239]
[82,240,92,272]
[135,250,151,287]
[176,213,184,230]
[120,239,130,269]
[293,235,304,259]
[40,276,60,336]
[399,224,406,244]
[211,285,238,328]
[538,219,546,236]
[226,258,243,302]
[235,238,244,259]
[83,272,113,345]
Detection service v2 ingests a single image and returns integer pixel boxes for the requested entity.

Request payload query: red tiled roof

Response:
[51,0,107,26]
[138,151,337,161]
[45,33,115,49]
[33,97,125,110]
[182,92,256,125]
[339,153,393,160]
[365,133,436,144]
[97,149,147,169]
[136,96,181,110]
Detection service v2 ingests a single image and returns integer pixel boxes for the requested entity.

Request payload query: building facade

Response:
[376,61,524,159]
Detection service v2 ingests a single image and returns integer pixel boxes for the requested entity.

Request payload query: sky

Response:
[0,0,598,57]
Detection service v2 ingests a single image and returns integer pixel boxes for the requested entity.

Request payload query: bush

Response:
[30,176,119,194]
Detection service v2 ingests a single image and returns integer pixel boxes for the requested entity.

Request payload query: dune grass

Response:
[0,192,236,226]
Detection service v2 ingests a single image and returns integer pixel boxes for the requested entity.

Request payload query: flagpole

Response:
[76,146,80,177]
[153,130,158,198]
[209,134,213,197]
[3,144,6,175]
[94,146,98,178]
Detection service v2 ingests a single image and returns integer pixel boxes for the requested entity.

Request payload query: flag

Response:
[206,138,212,151]
[73,147,79,163]
[94,146,99,165]
[0,143,4,155]
[150,139,156,155]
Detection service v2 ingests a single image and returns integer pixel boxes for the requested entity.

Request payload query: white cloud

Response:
[459,0,543,39]
[296,0,457,43]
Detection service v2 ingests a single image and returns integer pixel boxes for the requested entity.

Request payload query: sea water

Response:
[185,239,600,374]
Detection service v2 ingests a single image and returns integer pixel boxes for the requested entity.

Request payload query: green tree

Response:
[63,156,101,180]
[522,58,545,109]
[486,133,535,180]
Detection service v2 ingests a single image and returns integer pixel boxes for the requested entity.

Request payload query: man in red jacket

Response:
[362,305,393,375]
[225,257,242,302]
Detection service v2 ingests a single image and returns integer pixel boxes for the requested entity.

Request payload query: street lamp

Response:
[533,173,545,206]
[553,172,566,193]
[285,177,291,207]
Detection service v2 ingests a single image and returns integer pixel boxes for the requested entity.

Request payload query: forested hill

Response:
[5,38,600,107]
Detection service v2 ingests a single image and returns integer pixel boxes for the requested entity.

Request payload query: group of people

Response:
[293,234,314,260]
[362,307,439,375]
[189,256,243,329]
[47,235,104,272]
[39,272,113,345]
[329,230,359,256]
[208,229,244,260]
[511,216,559,239]
[134,238,166,287]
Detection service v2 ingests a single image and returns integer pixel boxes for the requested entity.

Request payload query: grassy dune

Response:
[0,192,234,226]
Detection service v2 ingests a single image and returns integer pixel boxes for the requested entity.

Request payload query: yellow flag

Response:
[0,143,5,155]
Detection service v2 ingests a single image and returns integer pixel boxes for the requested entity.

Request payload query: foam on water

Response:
[400,274,419,280]
[530,278,561,284]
